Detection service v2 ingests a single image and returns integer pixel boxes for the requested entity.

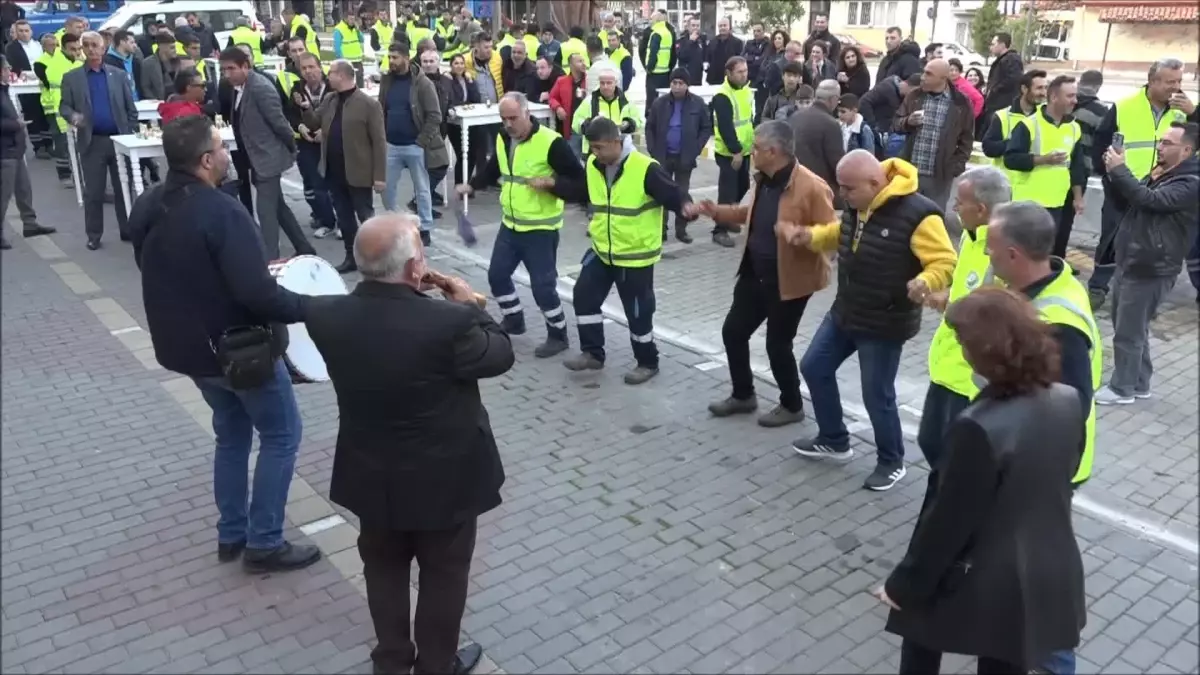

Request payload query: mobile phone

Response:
[1111,132,1124,152]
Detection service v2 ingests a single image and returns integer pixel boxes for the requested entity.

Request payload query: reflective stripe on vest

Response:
[586,151,664,267]
[1115,91,1187,180]
[578,93,629,154]
[291,15,319,55]
[713,81,754,157]
[335,22,362,62]
[990,108,1031,169]
[649,23,672,74]
[927,226,998,399]
[496,126,565,231]
[1011,109,1080,207]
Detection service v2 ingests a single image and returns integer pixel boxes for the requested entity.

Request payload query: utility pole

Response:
[1021,0,1035,61]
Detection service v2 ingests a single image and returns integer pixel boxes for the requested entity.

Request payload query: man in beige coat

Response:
[305,58,386,273]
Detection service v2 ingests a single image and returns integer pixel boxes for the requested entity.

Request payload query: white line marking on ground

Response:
[109,326,143,335]
[299,514,347,536]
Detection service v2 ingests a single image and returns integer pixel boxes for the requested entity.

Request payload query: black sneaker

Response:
[242,541,321,574]
[453,643,483,675]
[217,540,246,563]
[86,239,102,251]
[23,225,56,238]
[676,226,693,244]
[792,436,853,462]
[420,230,432,247]
[758,405,804,428]
[500,313,527,335]
[863,464,907,491]
[432,192,446,207]
[335,257,358,274]
[708,396,758,417]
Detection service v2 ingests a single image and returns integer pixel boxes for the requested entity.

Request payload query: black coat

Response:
[858,76,904,129]
[788,104,844,200]
[0,84,26,159]
[446,74,481,108]
[3,38,33,73]
[645,91,712,169]
[983,49,1024,121]
[838,65,871,97]
[704,35,743,85]
[305,282,514,531]
[803,30,840,65]
[885,383,1087,669]
[876,41,922,83]
[675,34,706,85]
[502,58,539,101]
[742,37,771,86]
[1111,155,1200,279]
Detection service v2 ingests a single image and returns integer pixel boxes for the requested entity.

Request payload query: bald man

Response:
[305,213,509,675]
[779,149,958,492]
[892,57,975,210]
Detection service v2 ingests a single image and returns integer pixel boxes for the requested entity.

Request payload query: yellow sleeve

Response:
[910,214,958,292]
[809,222,842,253]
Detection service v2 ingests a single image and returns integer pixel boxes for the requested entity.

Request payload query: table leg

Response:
[117,150,134,218]
[67,129,83,206]
[9,89,21,117]
[461,122,470,215]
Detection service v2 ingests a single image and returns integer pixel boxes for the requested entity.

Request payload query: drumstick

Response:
[422,270,487,308]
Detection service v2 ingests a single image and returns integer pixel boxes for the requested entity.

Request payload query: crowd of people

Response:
[3,2,1200,675]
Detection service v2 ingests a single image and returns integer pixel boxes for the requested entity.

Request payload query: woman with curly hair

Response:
[875,285,1087,674]
[769,29,789,56]
[836,45,871,97]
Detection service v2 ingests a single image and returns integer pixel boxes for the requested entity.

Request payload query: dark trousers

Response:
[0,157,39,231]
[80,136,129,241]
[44,115,71,180]
[19,94,52,151]
[1188,233,1200,298]
[800,312,906,467]
[916,173,953,212]
[574,249,657,368]
[1045,206,1067,259]
[296,140,336,229]
[253,174,314,259]
[900,639,1024,674]
[328,179,375,256]
[1057,191,1077,262]
[359,519,476,675]
[722,267,810,412]
[471,125,500,185]
[488,226,566,338]
[714,153,750,234]
[644,72,669,117]
[914,382,972,517]
[232,149,255,213]
[753,86,769,124]
[1089,185,1124,294]
[661,155,693,233]
[428,163,448,201]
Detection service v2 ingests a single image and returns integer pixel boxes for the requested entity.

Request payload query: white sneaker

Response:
[313,227,335,239]
[1134,390,1152,400]
[1095,386,1134,406]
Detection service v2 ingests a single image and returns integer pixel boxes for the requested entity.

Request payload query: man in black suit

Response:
[306,213,513,675]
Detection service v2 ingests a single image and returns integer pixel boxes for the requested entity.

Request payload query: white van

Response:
[100,0,263,48]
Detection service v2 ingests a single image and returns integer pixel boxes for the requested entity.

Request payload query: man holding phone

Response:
[1087,56,1197,308]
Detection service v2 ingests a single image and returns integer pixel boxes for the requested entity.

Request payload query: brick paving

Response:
[3,156,1198,673]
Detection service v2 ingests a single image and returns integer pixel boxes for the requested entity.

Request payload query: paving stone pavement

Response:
[3,156,1198,674]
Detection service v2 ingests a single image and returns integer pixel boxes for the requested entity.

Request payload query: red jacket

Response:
[953,76,984,119]
[547,73,585,138]
[158,99,204,124]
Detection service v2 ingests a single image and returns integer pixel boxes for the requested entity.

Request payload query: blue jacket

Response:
[645,91,712,170]
[129,172,306,377]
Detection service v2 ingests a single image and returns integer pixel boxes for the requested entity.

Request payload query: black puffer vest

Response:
[831,192,941,341]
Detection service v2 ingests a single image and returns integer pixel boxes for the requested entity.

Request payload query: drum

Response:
[267,255,348,383]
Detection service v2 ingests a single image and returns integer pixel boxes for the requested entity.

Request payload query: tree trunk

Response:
[536,0,596,37]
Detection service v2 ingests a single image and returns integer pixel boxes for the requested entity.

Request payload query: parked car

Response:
[941,41,986,66]
[100,0,262,51]
[834,34,881,58]
[23,0,122,40]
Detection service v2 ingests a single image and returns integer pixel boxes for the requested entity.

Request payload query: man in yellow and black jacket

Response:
[555,117,695,385]
[710,57,754,248]
[638,8,675,116]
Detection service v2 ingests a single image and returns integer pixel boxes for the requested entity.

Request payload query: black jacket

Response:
[3,38,34,74]
[838,64,871,98]
[983,49,1024,121]
[0,83,26,159]
[446,74,481,108]
[190,21,220,58]
[980,100,1034,159]
[704,35,743,86]
[876,41,921,84]
[469,117,585,194]
[306,282,513,531]
[502,57,539,101]
[788,104,845,198]
[858,76,904,130]
[1111,156,1200,279]
[675,33,706,85]
[130,172,306,378]
[645,91,712,169]
[885,382,1086,669]
[802,30,840,64]
[801,59,837,88]
[742,37,771,86]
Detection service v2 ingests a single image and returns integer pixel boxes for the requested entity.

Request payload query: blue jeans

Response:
[193,359,303,550]
[296,140,336,229]
[384,143,432,231]
[1041,650,1076,675]
[799,312,906,467]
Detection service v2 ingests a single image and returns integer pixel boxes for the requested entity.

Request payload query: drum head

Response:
[272,256,348,383]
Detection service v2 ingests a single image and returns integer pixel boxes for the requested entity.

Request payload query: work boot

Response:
[242,541,321,574]
[534,330,569,358]
[708,395,758,417]
[757,405,805,428]
[712,230,735,248]
[563,352,604,371]
[500,313,527,336]
[623,365,659,385]
[676,224,693,244]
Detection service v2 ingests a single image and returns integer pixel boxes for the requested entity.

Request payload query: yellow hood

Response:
[865,158,921,214]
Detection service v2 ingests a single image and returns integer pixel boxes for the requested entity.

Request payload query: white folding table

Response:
[65,100,163,206]
[6,80,40,117]
[445,102,553,213]
[110,126,238,216]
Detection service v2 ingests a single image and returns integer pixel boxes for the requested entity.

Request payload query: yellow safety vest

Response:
[37,51,79,130]
[407,22,434,50]
[279,71,303,138]
[928,226,997,399]
[559,37,590,70]
[522,34,541,59]
[496,125,565,232]
[229,26,263,65]
[990,107,1032,170]
[334,21,362,62]
[1011,108,1080,207]
[648,22,672,74]
[586,151,664,267]
[373,21,394,70]
[573,92,639,154]
[291,14,319,55]
[498,34,516,49]
[598,29,621,46]
[609,46,631,73]
[152,41,186,56]
[435,18,455,43]
[1115,90,1188,180]
[713,80,754,157]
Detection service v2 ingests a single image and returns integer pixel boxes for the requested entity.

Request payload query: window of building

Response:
[847,2,898,27]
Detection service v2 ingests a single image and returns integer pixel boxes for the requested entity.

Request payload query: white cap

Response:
[175,16,189,27]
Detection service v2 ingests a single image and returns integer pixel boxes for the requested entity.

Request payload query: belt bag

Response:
[213,325,277,390]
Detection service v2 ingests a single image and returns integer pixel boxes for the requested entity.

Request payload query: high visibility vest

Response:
[608,46,631,71]
[334,22,362,62]
[1011,108,1080,207]
[373,21,394,70]
[713,80,754,157]
[291,14,319,55]
[990,107,1032,170]
[152,41,186,56]
[928,226,998,399]
[559,37,590,70]
[435,18,455,43]
[37,51,79,128]
[498,33,516,49]
[407,22,434,49]
[648,22,672,74]
[598,29,621,46]
[1115,90,1188,180]
[496,125,565,232]
[230,26,263,65]
[522,34,541,59]
[278,70,303,138]
[573,91,640,154]
[586,150,664,268]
